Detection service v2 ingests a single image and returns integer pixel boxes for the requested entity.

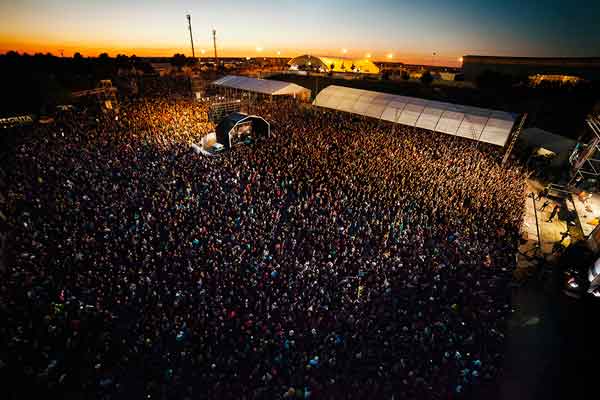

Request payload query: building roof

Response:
[463,55,600,67]
[211,75,311,96]
[313,85,517,146]
[288,55,380,74]
[216,112,248,136]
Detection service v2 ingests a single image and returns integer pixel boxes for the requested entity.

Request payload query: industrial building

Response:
[462,55,600,82]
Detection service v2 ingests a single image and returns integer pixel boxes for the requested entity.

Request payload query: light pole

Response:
[186,15,195,60]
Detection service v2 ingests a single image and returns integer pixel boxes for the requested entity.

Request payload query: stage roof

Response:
[212,75,311,97]
[313,85,517,146]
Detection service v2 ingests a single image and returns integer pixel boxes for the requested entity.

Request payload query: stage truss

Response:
[208,98,243,125]
[568,115,600,187]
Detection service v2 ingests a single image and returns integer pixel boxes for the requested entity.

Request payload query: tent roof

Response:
[216,112,248,137]
[288,55,380,74]
[212,75,311,96]
[313,85,517,146]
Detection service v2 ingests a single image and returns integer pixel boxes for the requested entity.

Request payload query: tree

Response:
[171,53,187,70]
[420,70,434,85]
[350,64,356,73]
[401,70,410,80]
[115,54,130,68]
[98,52,110,61]
[330,63,335,71]
[73,52,83,60]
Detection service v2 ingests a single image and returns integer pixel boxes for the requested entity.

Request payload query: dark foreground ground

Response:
[492,265,596,399]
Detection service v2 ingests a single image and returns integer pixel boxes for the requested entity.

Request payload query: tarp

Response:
[212,75,311,97]
[313,85,517,146]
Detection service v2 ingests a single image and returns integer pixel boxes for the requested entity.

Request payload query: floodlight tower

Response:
[212,29,218,66]
[186,14,195,59]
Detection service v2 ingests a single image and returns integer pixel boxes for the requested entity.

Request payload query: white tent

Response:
[212,75,311,98]
[313,85,517,146]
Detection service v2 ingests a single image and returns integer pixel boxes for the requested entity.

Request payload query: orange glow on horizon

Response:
[0,39,464,67]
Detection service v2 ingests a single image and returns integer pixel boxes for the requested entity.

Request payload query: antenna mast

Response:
[186,14,195,59]
[212,29,218,67]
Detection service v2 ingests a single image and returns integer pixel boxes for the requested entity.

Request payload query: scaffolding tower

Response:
[568,115,600,188]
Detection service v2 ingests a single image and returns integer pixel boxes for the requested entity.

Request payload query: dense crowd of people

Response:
[2,91,525,399]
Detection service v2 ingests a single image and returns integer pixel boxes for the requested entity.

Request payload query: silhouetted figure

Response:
[540,200,550,211]
[547,204,560,222]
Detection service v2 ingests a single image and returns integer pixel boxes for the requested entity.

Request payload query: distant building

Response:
[463,55,600,82]
[528,74,583,86]
[288,55,380,74]
[438,72,457,81]
[150,63,174,76]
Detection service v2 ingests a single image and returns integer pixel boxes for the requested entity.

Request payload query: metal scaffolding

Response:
[568,115,600,187]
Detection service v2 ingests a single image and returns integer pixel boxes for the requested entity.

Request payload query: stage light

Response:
[568,277,579,289]
[458,57,463,63]
[366,53,371,58]
[256,47,263,52]
[387,53,393,59]
[201,49,206,54]
[277,50,281,55]
[342,48,348,54]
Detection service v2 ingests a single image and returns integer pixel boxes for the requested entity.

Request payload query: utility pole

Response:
[186,15,195,59]
[212,29,218,67]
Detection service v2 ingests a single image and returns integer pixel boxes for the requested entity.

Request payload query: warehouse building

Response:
[463,55,600,83]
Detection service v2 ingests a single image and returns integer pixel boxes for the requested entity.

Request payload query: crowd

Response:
[2,92,525,400]
[139,75,193,99]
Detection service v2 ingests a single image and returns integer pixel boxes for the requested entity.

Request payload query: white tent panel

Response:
[352,99,373,114]
[312,85,516,146]
[409,97,428,106]
[457,114,488,138]
[323,94,343,108]
[338,96,358,113]
[480,115,516,146]
[416,105,445,130]
[365,103,387,118]
[398,103,424,126]
[437,111,464,135]
[323,93,347,109]
[380,105,405,122]
[388,100,407,110]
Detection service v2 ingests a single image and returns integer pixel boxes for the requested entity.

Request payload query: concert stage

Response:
[569,191,600,238]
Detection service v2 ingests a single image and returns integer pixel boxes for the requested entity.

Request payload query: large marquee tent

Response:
[313,85,517,146]
[288,55,380,74]
[211,75,311,99]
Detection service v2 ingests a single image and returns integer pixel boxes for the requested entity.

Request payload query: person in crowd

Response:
[540,199,551,212]
[2,86,525,400]
[547,204,560,223]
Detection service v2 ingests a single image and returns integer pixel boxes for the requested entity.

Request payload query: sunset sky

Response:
[1,0,598,66]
